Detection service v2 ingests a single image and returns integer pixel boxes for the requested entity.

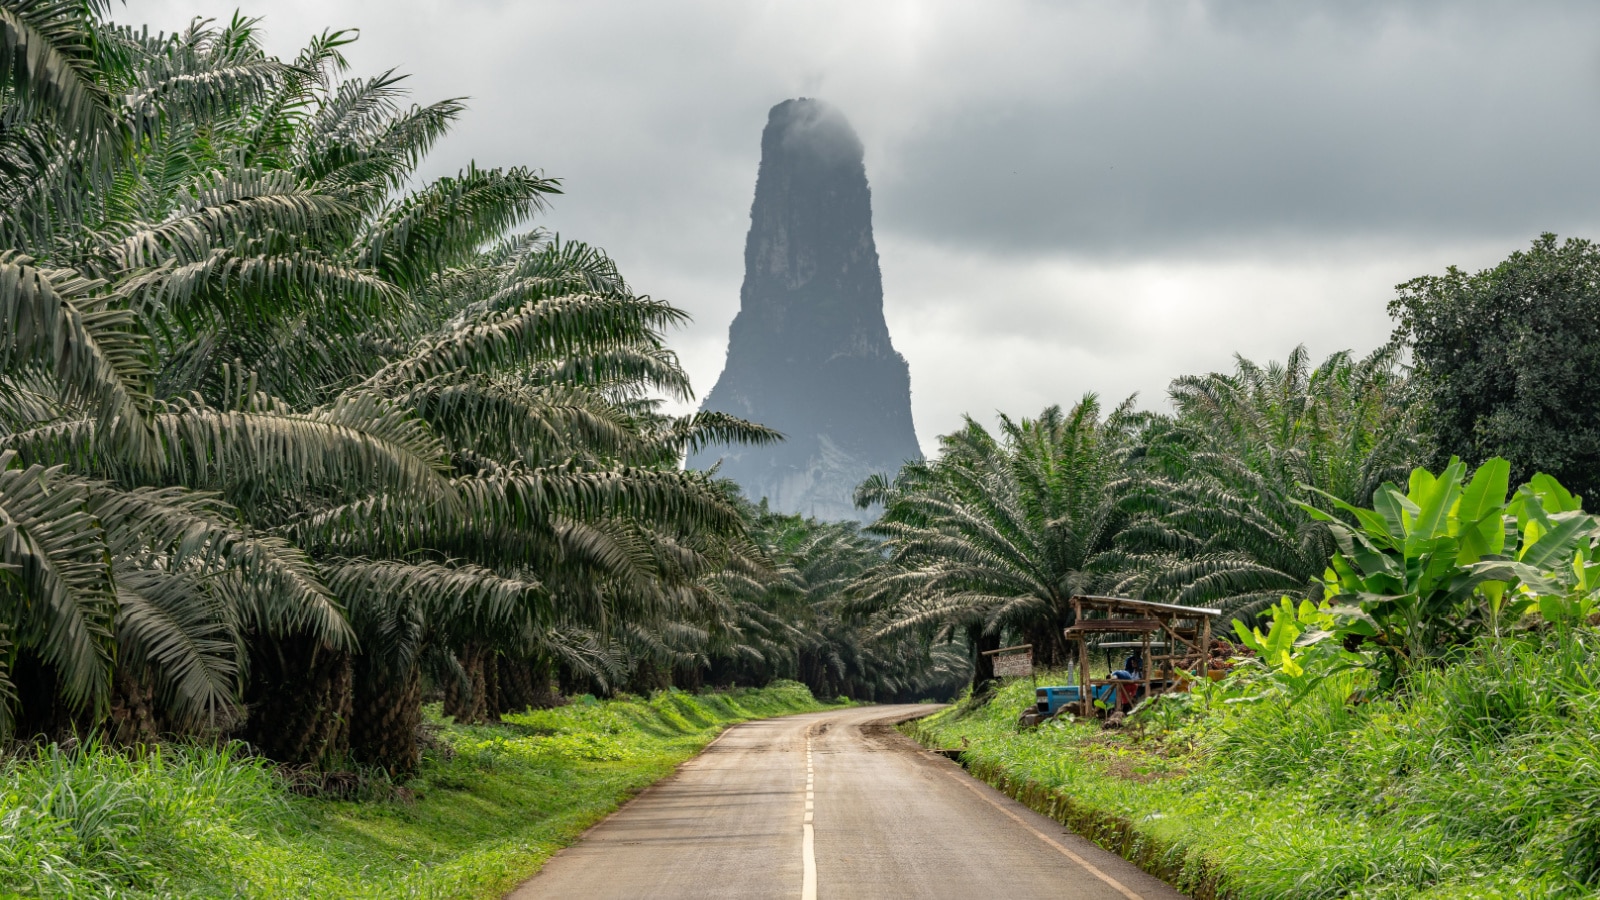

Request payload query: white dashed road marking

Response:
[802,733,817,900]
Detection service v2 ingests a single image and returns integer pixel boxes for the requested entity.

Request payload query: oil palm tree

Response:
[697,506,968,702]
[854,397,1138,693]
[0,5,780,773]
[1113,345,1422,621]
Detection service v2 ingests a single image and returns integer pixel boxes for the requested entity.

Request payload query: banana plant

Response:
[1467,473,1600,629]
[1232,596,1326,673]
[1300,458,1600,690]
[1229,595,1369,702]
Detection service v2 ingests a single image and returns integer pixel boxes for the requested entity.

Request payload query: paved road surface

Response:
[509,704,1187,900]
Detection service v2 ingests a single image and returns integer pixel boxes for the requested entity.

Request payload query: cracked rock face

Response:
[688,99,921,522]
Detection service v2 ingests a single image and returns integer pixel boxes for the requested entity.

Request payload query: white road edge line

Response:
[937,767,1144,900]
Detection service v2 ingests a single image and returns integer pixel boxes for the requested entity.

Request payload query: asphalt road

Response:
[508,704,1188,900]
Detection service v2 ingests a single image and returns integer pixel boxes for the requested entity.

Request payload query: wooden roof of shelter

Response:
[1064,619,1162,634]
[1068,595,1222,618]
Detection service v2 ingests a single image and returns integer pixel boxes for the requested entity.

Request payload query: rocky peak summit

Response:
[688,99,921,521]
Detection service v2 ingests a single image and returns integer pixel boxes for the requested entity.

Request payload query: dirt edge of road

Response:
[900,717,1229,900]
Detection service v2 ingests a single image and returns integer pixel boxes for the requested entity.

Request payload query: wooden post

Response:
[1073,598,1091,715]
[1141,630,1153,706]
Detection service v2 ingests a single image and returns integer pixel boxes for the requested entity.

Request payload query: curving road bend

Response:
[508,705,1187,900]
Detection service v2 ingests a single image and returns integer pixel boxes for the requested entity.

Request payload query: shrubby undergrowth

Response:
[1,740,282,898]
[915,459,1600,898]
[0,681,829,900]
[916,638,1600,899]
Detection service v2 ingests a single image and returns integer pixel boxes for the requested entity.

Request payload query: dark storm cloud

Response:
[121,0,1600,449]
[869,1,1600,256]
[127,0,1600,258]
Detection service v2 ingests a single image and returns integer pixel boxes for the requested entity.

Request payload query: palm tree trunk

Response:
[625,659,671,695]
[493,654,533,716]
[350,656,421,775]
[494,654,561,714]
[969,625,1000,697]
[556,661,588,698]
[672,661,703,691]
[481,653,501,719]
[1023,601,1074,670]
[242,633,351,766]
[109,667,159,746]
[443,644,488,723]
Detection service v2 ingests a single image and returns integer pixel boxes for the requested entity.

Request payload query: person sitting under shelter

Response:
[1109,653,1143,711]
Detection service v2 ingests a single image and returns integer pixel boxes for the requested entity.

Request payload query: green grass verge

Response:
[1,680,837,899]
[908,634,1600,900]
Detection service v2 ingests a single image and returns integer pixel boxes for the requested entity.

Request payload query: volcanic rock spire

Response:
[688,99,921,521]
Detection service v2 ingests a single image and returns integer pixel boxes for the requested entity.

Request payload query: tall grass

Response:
[0,740,283,898]
[913,632,1600,899]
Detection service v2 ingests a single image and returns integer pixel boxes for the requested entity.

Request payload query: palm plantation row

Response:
[0,7,960,775]
[858,345,1422,689]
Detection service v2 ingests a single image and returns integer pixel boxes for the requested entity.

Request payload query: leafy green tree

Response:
[1392,233,1600,500]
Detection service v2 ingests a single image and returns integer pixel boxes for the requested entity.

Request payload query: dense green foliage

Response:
[856,397,1138,677]
[1119,345,1419,617]
[705,507,968,702]
[912,463,1600,897]
[1,681,831,899]
[1309,457,1600,688]
[0,1,947,774]
[853,237,1600,712]
[913,642,1598,899]
[1393,233,1600,500]
[857,347,1421,690]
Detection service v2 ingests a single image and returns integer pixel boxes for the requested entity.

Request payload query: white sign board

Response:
[992,650,1033,679]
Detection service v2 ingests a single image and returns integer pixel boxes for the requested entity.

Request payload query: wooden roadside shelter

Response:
[1062,595,1221,717]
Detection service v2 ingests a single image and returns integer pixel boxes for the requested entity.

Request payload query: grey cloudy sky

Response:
[130,0,1600,454]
